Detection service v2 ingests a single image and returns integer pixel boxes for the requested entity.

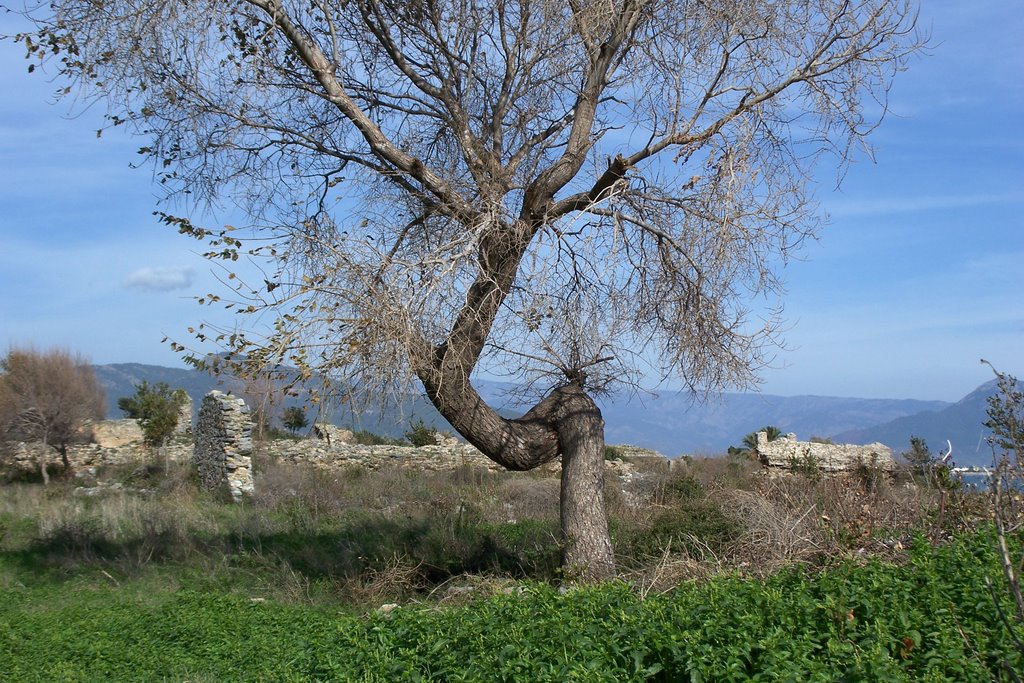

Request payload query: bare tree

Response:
[0,348,106,483]
[14,0,923,579]
[982,361,1024,679]
[236,371,284,442]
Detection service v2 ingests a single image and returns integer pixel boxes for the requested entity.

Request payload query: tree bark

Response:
[556,384,615,582]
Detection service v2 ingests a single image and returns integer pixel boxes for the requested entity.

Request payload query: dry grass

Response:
[345,552,425,606]
[0,454,990,607]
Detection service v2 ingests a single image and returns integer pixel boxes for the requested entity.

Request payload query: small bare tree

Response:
[13,0,923,578]
[0,347,106,483]
[982,360,1024,679]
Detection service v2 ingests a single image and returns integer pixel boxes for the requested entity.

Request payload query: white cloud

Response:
[126,266,195,291]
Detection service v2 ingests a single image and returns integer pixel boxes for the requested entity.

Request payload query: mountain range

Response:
[92,363,1011,467]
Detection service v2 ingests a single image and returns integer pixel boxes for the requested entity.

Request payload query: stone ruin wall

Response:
[17,418,656,484]
[90,419,145,448]
[174,394,194,435]
[10,404,897,487]
[755,431,895,473]
[193,391,255,502]
[6,394,669,491]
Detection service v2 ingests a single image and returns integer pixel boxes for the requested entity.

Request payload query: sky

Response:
[0,2,1021,403]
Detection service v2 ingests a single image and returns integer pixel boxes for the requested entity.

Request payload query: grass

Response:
[0,454,1011,680]
[0,455,984,602]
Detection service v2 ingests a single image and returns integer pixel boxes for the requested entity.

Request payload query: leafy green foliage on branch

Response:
[902,436,958,491]
[982,362,1024,678]
[985,367,1023,456]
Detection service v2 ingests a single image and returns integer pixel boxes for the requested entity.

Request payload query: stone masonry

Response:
[755,431,895,473]
[174,394,194,435]
[311,423,355,446]
[193,391,255,501]
[90,419,145,448]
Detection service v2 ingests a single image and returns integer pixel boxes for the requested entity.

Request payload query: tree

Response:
[17,0,923,580]
[0,347,106,483]
[236,371,286,442]
[982,362,1024,667]
[282,406,309,435]
[983,363,1023,458]
[728,425,781,457]
[117,381,189,446]
[902,435,932,474]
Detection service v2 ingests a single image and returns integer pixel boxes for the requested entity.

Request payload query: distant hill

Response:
[92,362,454,439]
[94,363,230,417]
[833,379,1018,467]
[593,391,949,457]
[94,362,959,456]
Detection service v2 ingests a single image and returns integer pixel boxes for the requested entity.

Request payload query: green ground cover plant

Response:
[0,530,1018,681]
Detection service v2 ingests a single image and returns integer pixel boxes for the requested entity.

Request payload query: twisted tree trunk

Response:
[411,217,616,582]
[555,384,614,581]
[419,370,615,581]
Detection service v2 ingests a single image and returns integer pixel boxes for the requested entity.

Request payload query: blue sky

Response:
[1,1,1021,402]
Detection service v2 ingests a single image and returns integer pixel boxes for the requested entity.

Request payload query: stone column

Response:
[193,391,254,502]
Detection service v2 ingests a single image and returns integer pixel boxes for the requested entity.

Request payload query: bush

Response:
[630,473,741,558]
[351,429,406,446]
[787,449,822,481]
[901,436,958,491]
[1,530,1020,681]
[634,500,742,558]
[853,452,885,493]
[404,419,438,448]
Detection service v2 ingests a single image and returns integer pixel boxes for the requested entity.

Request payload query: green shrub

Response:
[282,406,309,435]
[350,428,406,446]
[4,530,1014,682]
[853,452,885,492]
[484,519,561,578]
[787,449,821,480]
[635,499,742,557]
[404,419,438,448]
[664,473,704,500]
[631,473,741,558]
[604,445,624,461]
